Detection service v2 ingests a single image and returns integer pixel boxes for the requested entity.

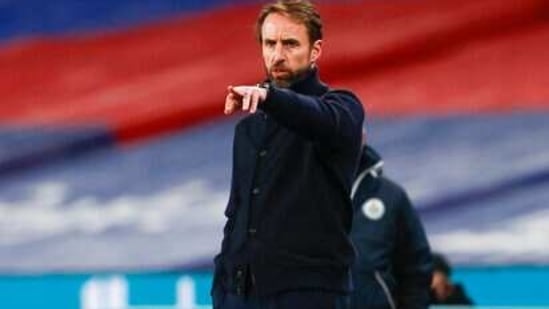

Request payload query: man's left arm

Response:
[393,190,433,309]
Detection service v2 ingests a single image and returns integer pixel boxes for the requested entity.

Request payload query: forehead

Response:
[262,13,308,40]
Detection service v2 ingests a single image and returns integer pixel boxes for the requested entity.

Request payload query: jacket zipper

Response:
[374,271,397,309]
[350,161,383,199]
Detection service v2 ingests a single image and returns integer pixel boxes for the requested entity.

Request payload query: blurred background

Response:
[1,0,549,308]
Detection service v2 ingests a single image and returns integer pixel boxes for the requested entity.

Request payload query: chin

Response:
[272,78,292,88]
[269,72,292,87]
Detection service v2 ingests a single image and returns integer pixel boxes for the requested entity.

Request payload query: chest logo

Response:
[361,198,385,220]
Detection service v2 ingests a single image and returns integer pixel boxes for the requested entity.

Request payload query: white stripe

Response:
[374,271,397,309]
[350,161,383,199]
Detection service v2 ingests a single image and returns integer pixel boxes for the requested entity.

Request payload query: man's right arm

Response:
[260,87,364,150]
[223,84,365,150]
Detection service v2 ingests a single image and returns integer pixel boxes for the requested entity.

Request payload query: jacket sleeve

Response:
[392,188,433,309]
[260,87,364,149]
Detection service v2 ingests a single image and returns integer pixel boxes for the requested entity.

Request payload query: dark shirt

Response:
[350,146,433,309]
[213,68,365,297]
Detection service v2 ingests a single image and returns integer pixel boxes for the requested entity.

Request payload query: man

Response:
[350,145,432,309]
[430,253,474,305]
[212,1,365,308]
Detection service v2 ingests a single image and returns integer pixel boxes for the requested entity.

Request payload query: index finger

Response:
[224,92,239,115]
[230,86,248,97]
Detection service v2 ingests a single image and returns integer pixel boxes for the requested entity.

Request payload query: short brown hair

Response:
[255,0,323,44]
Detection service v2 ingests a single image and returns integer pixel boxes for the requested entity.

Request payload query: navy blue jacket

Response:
[350,146,432,309]
[213,68,364,297]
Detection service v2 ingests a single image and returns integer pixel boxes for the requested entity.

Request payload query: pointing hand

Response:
[224,85,268,115]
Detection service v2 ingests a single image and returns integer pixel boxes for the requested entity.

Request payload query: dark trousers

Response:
[214,290,350,309]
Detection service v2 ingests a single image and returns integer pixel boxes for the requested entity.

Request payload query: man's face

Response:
[431,271,452,300]
[261,13,321,87]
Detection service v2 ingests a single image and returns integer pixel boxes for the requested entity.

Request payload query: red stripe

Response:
[1,0,548,142]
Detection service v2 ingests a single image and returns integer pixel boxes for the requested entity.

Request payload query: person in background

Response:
[350,144,432,309]
[212,0,365,308]
[430,252,474,305]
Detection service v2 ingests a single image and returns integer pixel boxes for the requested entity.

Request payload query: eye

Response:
[264,40,276,48]
[283,40,299,48]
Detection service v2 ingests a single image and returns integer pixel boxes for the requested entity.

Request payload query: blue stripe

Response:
[0,126,114,177]
[419,167,549,216]
[0,0,255,41]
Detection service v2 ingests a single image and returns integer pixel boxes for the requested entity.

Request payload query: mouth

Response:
[269,69,294,87]
[272,68,290,76]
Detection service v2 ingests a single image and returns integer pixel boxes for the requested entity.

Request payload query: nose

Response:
[272,43,285,64]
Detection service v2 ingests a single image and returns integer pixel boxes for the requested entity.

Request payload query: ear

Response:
[310,39,322,64]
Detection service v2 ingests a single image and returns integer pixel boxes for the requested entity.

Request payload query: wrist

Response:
[257,82,270,100]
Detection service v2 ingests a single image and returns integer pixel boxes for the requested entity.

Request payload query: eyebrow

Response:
[263,38,300,45]
[281,38,299,45]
